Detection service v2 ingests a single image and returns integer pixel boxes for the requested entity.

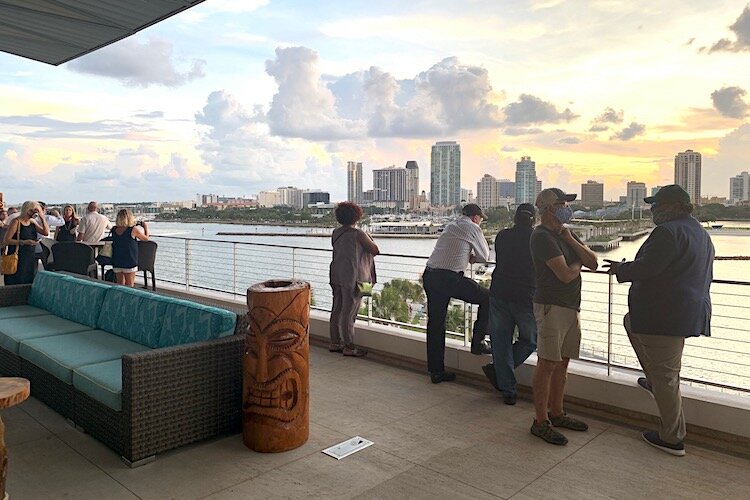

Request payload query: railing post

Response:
[367,296,372,326]
[607,272,613,376]
[232,242,237,299]
[184,239,190,292]
[292,247,296,278]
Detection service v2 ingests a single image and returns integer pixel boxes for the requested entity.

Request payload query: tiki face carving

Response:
[244,316,308,423]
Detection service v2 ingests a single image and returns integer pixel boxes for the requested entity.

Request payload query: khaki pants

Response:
[625,313,686,444]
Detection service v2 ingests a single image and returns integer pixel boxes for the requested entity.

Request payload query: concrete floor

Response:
[4,345,749,499]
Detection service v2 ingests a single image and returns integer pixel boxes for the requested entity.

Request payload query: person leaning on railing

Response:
[605,184,714,457]
[328,202,379,357]
[111,208,150,287]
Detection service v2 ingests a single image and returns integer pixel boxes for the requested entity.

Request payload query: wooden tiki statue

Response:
[243,280,310,452]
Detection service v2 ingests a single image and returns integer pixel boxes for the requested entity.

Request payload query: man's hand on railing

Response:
[603,258,625,275]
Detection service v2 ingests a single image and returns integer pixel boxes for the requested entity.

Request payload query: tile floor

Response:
[4,345,749,499]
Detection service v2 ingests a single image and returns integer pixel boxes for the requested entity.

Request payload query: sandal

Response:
[343,346,368,357]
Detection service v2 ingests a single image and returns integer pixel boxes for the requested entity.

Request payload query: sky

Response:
[1,0,750,204]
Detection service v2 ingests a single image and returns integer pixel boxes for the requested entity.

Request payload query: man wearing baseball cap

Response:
[423,203,491,384]
[529,188,598,445]
[483,203,539,405]
[605,184,714,456]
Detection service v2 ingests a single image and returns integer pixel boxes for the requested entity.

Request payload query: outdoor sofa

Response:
[0,271,246,465]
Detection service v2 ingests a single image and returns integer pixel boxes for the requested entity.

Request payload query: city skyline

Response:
[2,1,750,204]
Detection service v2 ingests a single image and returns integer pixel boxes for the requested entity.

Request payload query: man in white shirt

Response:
[423,204,491,383]
[77,201,112,243]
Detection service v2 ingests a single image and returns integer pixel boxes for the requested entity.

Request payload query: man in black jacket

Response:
[605,185,714,457]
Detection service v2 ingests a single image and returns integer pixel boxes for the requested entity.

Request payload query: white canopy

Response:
[0,0,204,65]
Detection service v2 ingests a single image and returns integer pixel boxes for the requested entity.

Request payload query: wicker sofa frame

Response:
[0,283,247,466]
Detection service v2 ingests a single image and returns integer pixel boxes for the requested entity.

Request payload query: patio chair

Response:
[138,240,158,290]
[50,242,97,278]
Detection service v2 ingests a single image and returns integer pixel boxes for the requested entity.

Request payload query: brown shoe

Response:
[343,346,367,357]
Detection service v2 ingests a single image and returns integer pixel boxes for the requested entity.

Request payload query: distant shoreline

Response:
[154,219,335,229]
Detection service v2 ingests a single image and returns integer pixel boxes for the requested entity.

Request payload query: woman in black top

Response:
[55,204,79,242]
[111,208,149,287]
[2,201,49,285]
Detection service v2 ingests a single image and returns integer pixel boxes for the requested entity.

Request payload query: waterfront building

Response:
[497,179,515,198]
[362,189,375,204]
[430,141,461,206]
[373,166,407,202]
[674,150,702,205]
[460,187,474,204]
[476,174,498,209]
[515,156,537,204]
[278,186,304,209]
[581,180,604,208]
[730,171,750,205]
[537,179,542,195]
[303,190,330,207]
[405,161,420,210]
[258,190,281,207]
[347,161,363,204]
[700,196,728,205]
[626,181,647,209]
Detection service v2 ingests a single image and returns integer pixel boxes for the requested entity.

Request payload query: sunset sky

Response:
[1,0,750,204]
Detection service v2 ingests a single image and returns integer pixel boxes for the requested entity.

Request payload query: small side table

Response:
[0,378,30,500]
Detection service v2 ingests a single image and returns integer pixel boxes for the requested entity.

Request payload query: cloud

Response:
[589,124,610,132]
[266,47,364,140]
[0,114,154,140]
[610,122,646,141]
[703,124,750,195]
[66,38,205,87]
[703,4,750,53]
[133,111,164,119]
[501,145,519,152]
[264,48,502,140]
[504,126,544,136]
[711,86,749,118]
[558,137,582,144]
[502,94,578,126]
[593,107,624,124]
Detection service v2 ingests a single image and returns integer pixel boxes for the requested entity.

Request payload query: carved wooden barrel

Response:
[243,280,310,452]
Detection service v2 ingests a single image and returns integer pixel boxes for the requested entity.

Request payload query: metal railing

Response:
[149,235,750,395]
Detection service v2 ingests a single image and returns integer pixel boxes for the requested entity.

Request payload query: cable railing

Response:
[150,234,750,395]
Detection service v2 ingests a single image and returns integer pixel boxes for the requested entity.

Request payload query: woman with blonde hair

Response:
[111,208,149,287]
[55,204,79,242]
[2,201,49,284]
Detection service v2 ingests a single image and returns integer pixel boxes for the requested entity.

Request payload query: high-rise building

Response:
[626,181,647,208]
[373,166,407,201]
[347,161,363,204]
[497,179,515,198]
[651,186,663,197]
[581,180,604,208]
[430,141,461,206]
[536,180,542,195]
[303,190,330,207]
[730,172,750,205]
[405,161,420,209]
[674,150,701,205]
[460,188,474,204]
[258,190,281,207]
[476,174,498,209]
[278,186,304,209]
[515,156,537,204]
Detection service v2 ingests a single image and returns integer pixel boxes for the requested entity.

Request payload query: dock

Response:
[586,237,623,250]
[619,229,650,241]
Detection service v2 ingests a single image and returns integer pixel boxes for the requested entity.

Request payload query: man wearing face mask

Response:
[529,188,598,445]
[605,185,713,456]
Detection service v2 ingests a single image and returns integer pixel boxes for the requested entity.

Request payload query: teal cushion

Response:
[73,360,122,411]
[96,288,169,346]
[19,330,147,384]
[54,277,111,328]
[0,305,50,321]
[159,300,236,347]
[0,315,93,354]
[28,271,68,313]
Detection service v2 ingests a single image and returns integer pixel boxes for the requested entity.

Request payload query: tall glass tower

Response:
[347,161,363,204]
[430,141,461,207]
[515,156,537,204]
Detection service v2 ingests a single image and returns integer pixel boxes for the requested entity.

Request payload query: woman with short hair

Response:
[328,202,379,357]
[2,201,49,285]
[111,208,149,287]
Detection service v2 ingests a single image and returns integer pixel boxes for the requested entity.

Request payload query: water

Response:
[146,221,750,393]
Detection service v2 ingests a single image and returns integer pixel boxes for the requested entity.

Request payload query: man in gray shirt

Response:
[529,188,598,445]
[423,204,491,384]
[77,201,112,243]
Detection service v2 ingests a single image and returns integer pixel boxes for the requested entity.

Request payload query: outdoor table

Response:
[0,378,30,500]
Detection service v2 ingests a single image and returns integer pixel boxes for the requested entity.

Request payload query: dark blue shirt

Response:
[616,215,714,337]
[490,225,535,303]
